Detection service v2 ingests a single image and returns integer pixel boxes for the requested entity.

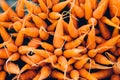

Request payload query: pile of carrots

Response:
[0,0,120,80]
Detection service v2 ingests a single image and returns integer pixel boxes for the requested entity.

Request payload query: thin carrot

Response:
[47,21,58,31]
[0,22,12,29]
[95,36,106,44]
[79,68,97,80]
[49,12,61,20]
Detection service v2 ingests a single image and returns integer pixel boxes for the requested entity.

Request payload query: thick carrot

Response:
[98,20,111,39]
[38,0,49,13]
[70,70,79,80]
[52,0,59,5]
[90,0,98,9]
[95,36,106,44]
[85,0,92,20]
[93,0,109,19]
[49,12,61,20]
[0,71,6,80]
[67,14,78,38]
[52,0,71,12]
[16,0,24,18]
[0,49,12,59]
[91,69,113,79]
[13,21,22,32]
[39,26,49,40]
[0,22,12,29]
[65,31,88,49]
[95,54,114,65]
[0,11,9,22]
[4,62,20,74]
[53,17,64,48]
[37,12,47,20]
[28,38,41,48]
[46,0,53,9]
[79,69,97,80]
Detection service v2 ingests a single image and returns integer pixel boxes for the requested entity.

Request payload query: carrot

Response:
[98,20,111,39]
[38,0,49,13]
[90,0,98,9]
[24,0,41,15]
[86,25,96,49]
[46,0,53,9]
[95,54,114,65]
[70,70,79,80]
[93,0,109,19]
[91,69,113,79]
[113,63,120,74]
[21,27,39,37]
[53,17,64,48]
[15,30,25,46]
[101,16,120,29]
[67,14,78,38]
[96,35,120,53]
[28,38,41,48]
[88,17,97,26]
[51,70,70,80]
[16,0,24,18]
[65,30,88,49]
[95,36,106,44]
[63,48,87,58]
[47,21,58,31]
[39,26,49,40]
[111,74,120,80]
[73,4,84,18]
[0,71,6,80]
[4,62,20,74]
[21,55,37,66]
[84,59,112,69]
[0,48,12,59]
[31,13,47,28]
[0,26,13,43]
[74,57,89,69]
[49,12,61,20]
[52,0,59,5]
[0,11,9,22]
[67,58,76,65]
[0,22,12,29]
[19,70,37,80]
[27,54,44,64]
[77,46,87,54]
[13,21,22,32]
[85,0,92,20]
[105,52,116,62]
[52,0,71,12]
[79,68,97,80]
[58,56,68,80]
[38,66,51,80]
[78,24,91,35]
[37,12,47,20]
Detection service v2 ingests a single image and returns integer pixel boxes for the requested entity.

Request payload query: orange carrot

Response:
[16,0,24,17]
[4,62,20,74]
[0,49,12,59]
[111,74,120,80]
[85,0,92,20]
[53,17,64,48]
[91,69,113,79]
[90,0,98,9]
[37,12,47,20]
[0,22,12,29]
[46,0,53,9]
[0,71,6,80]
[79,69,97,80]
[28,38,41,48]
[13,21,22,32]
[98,20,111,39]
[49,12,61,20]
[70,70,79,80]
[93,0,109,19]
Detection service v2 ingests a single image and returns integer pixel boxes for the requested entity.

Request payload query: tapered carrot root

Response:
[52,0,70,12]
[93,0,109,19]
[95,54,114,65]
[79,69,97,80]
[0,49,12,59]
[70,70,79,80]
[53,17,64,48]
[91,69,113,79]
[98,20,111,39]
[4,62,20,74]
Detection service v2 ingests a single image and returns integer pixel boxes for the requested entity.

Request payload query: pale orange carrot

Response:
[0,71,6,80]
[70,70,79,80]
[0,49,12,59]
